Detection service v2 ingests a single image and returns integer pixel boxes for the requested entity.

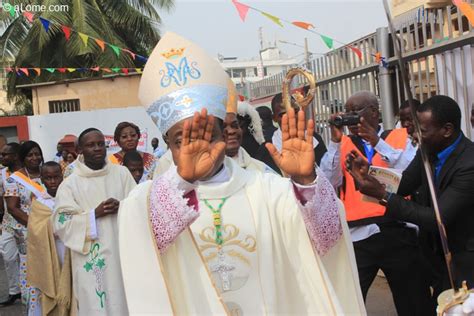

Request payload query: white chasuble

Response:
[53,156,136,316]
[191,189,263,315]
[119,158,366,315]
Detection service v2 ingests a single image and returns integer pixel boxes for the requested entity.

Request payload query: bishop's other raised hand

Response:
[177,108,226,183]
[265,108,316,185]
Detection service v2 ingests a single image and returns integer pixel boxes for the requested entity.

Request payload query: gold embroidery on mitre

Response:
[161,48,185,60]
[175,95,194,107]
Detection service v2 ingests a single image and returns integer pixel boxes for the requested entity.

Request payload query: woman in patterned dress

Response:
[108,122,156,182]
[4,141,44,315]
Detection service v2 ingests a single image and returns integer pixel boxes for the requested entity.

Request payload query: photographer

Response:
[320,91,432,314]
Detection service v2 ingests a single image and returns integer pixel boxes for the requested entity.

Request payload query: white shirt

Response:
[320,126,417,242]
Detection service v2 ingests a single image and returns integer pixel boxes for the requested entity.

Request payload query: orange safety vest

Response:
[340,128,408,225]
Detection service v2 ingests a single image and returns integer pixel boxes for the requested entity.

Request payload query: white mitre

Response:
[139,32,236,134]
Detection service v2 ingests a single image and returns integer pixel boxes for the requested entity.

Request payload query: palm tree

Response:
[0,0,174,112]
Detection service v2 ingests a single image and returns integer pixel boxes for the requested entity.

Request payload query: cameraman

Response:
[320,91,432,314]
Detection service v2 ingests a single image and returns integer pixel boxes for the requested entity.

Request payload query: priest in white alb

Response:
[53,128,136,316]
[119,32,366,315]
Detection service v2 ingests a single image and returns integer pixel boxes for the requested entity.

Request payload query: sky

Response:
[159,0,389,62]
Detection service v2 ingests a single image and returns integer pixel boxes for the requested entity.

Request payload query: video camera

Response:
[328,114,361,127]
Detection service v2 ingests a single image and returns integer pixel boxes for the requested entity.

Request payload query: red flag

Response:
[23,11,34,23]
[123,49,136,60]
[91,66,100,72]
[349,46,362,60]
[232,0,250,22]
[19,68,29,76]
[121,68,129,75]
[58,68,67,73]
[292,21,314,30]
[62,26,71,41]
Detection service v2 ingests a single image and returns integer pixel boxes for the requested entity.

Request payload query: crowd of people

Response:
[0,31,473,315]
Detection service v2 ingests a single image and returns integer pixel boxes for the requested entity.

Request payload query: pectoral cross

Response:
[210,249,235,292]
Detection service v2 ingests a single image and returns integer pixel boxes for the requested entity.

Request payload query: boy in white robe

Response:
[53,128,136,316]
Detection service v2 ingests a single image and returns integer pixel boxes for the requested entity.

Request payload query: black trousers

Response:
[353,224,434,316]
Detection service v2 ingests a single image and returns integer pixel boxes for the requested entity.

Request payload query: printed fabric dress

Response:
[3,173,44,316]
[108,152,157,182]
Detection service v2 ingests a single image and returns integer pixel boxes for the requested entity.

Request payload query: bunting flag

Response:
[19,68,29,76]
[232,0,250,22]
[78,32,89,47]
[320,35,334,49]
[23,11,34,23]
[123,49,136,60]
[230,1,363,60]
[62,26,71,41]
[261,12,283,27]
[95,39,105,52]
[349,46,362,60]
[109,44,121,57]
[3,67,144,77]
[375,52,382,63]
[7,4,15,17]
[39,17,50,32]
[292,21,314,30]
[453,0,474,27]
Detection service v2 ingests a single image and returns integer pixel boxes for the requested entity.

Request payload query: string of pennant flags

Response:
[0,7,149,72]
[231,0,364,60]
[7,0,468,78]
[24,11,149,62]
[3,67,143,77]
[231,0,474,63]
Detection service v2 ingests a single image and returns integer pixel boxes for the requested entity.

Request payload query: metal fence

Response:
[245,2,474,143]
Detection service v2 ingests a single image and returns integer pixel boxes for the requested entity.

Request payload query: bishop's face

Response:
[167,117,226,181]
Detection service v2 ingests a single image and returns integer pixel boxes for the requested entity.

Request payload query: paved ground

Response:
[366,275,398,315]
[0,255,396,315]
[0,257,24,315]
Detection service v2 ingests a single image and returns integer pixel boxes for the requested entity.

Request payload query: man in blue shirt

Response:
[347,95,474,305]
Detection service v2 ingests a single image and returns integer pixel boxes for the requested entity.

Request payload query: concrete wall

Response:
[27,107,165,161]
[31,75,141,115]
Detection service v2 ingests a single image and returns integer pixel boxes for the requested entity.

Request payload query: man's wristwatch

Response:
[378,191,392,206]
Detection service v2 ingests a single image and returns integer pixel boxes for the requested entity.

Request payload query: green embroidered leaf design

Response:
[84,261,93,272]
[58,213,66,224]
[96,258,106,269]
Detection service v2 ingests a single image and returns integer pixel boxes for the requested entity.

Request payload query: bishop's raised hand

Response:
[265,108,316,185]
[177,108,226,183]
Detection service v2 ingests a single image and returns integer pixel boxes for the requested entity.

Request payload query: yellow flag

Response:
[78,33,89,46]
[261,12,283,27]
